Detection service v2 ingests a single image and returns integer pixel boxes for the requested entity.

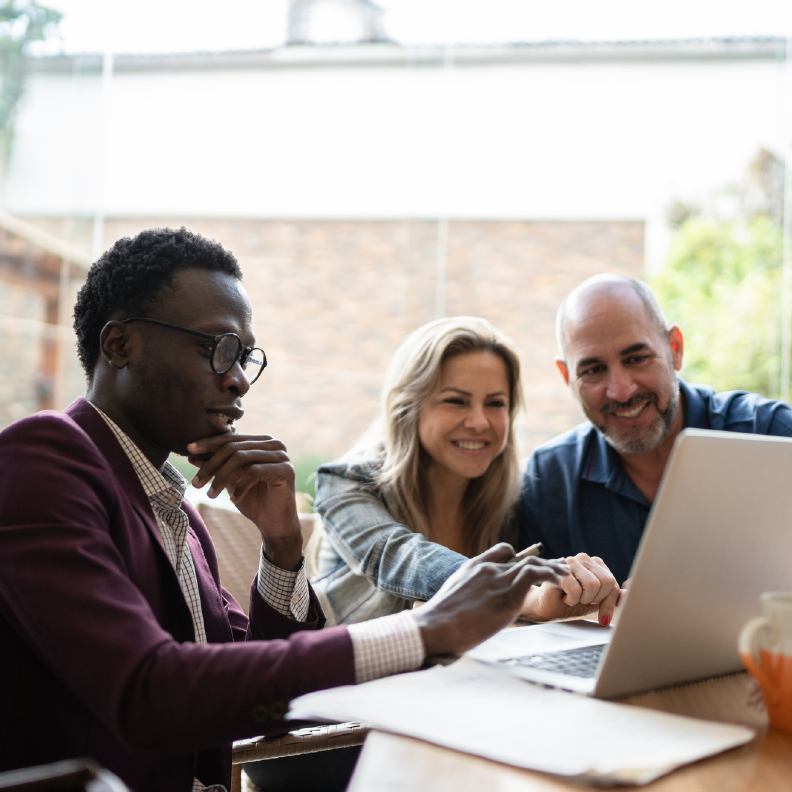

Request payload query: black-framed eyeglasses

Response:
[121,317,267,385]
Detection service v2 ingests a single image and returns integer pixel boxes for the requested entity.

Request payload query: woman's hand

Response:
[520,553,622,626]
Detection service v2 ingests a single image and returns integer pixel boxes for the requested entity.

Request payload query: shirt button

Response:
[252,704,269,722]
[252,702,286,722]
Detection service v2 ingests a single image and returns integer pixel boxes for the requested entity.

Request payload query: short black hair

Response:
[74,227,243,379]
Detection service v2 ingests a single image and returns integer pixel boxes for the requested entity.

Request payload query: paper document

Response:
[288,659,754,784]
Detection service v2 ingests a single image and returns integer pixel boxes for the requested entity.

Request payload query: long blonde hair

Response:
[348,316,524,557]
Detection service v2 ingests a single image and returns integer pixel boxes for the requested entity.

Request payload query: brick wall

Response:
[0,283,46,423]
[10,217,644,463]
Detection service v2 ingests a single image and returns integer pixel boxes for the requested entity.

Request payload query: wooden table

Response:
[347,672,792,791]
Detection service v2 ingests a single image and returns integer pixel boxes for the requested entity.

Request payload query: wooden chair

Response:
[197,502,361,792]
[232,723,369,792]
[196,502,321,611]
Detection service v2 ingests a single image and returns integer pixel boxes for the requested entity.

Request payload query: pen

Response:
[509,542,543,564]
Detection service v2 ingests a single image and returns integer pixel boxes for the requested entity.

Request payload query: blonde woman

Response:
[312,317,620,625]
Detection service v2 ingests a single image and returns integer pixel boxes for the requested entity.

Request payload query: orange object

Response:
[739,592,792,733]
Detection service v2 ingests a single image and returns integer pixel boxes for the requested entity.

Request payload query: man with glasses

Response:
[120,317,267,384]
[0,227,566,791]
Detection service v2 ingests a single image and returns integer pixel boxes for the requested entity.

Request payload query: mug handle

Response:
[739,616,779,706]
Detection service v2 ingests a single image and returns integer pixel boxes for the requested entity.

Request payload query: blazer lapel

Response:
[186,527,233,643]
[64,397,195,641]
[65,399,167,548]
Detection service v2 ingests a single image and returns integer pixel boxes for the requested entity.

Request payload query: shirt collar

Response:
[89,403,188,507]
[679,377,710,429]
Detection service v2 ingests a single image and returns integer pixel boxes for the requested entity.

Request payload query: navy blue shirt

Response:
[519,380,792,584]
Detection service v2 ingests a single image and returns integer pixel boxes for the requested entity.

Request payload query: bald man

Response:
[519,274,792,584]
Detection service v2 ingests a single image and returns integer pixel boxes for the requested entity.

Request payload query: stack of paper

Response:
[288,659,754,784]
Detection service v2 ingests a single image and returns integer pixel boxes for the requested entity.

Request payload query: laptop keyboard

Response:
[499,644,606,678]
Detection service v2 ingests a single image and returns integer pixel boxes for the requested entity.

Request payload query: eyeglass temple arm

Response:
[121,317,217,341]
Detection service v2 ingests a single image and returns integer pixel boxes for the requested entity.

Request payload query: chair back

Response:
[197,503,323,612]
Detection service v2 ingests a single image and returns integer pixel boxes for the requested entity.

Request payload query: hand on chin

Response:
[186,432,304,571]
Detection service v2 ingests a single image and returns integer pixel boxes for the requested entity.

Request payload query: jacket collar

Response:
[64,397,175,564]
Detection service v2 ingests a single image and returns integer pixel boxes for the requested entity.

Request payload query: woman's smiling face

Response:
[417,350,511,486]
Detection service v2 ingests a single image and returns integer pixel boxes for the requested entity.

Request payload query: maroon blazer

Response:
[0,398,355,791]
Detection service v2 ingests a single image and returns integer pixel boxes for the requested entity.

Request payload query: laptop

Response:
[468,429,792,698]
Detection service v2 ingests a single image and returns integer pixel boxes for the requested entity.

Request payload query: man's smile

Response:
[613,403,646,419]
[601,394,656,423]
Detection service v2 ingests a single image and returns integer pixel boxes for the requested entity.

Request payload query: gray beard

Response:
[594,379,680,456]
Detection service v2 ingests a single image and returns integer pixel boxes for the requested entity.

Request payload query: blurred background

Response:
[1,0,791,492]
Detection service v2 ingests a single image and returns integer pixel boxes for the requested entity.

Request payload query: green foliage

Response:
[292,454,333,503]
[168,454,196,480]
[651,216,785,398]
[0,0,62,156]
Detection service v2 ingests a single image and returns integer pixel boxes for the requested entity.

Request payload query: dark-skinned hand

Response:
[411,543,569,657]
[187,432,303,571]
[521,553,622,626]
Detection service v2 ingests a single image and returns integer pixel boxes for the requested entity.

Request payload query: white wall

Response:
[3,45,786,235]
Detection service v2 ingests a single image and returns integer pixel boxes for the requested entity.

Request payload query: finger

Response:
[210,455,295,497]
[192,445,291,490]
[512,562,564,595]
[499,560,568,603]
[558,557,588,605]
[511,543,543,562]
[582,555,618,586]
[202,469,245,500]
[586,555,617,603]
[193,437,289,470]
[187,432,281,455]
[596,581,622,627]
[566,554,618,606]
[469,542,516,566]
[579,568,617,606]
[187,451,215,463]
[189,440,287,485]
[206,452,292,497]
[203,453,291,498]
[210,467,245,499]
[230,462,296,504]
[501,556,568,581]
[187,436,287,480]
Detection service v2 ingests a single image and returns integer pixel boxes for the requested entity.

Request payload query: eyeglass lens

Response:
[212,335,266,383]
[213,335,242,373]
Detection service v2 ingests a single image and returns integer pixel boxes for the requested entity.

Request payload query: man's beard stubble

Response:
[590,378,680,455]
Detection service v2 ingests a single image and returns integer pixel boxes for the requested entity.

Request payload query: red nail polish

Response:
[601,615,611,627]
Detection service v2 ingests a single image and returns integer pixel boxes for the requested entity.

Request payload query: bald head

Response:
[553,275,683,457]
[556,275,669,363]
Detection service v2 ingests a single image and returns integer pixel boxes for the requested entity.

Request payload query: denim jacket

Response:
[312,459,522,625]
[311,459,468,625]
